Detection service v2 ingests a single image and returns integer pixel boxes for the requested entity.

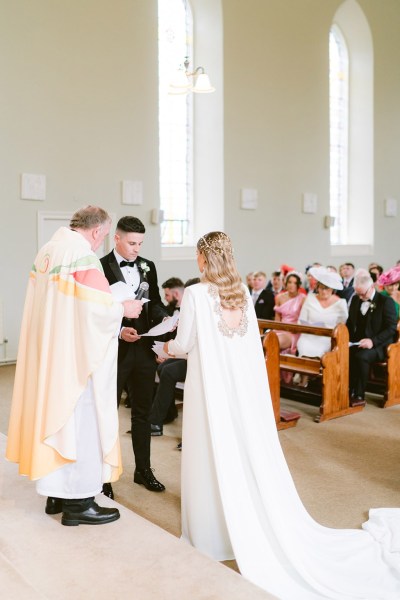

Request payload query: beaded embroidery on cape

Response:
[207,284,248,338]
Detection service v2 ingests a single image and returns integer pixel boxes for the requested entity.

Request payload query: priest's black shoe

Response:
[45,497,63,515]
[134,468,165,492]
[101,482,114,499]
[151,424,163,436]
[61,500,120,526]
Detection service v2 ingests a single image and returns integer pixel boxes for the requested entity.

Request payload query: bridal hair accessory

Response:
[198,232,234,257]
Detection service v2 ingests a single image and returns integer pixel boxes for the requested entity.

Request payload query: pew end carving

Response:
[262,330,301,430]
[259,320,363,423]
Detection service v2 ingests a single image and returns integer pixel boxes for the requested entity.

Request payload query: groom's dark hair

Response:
[116,216,145,234]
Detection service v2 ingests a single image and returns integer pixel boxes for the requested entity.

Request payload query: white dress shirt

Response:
[114,249,140,292]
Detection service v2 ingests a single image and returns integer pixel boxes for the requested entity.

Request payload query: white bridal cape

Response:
[168,282,400,600]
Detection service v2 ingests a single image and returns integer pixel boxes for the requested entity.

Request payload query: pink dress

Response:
[273,293,305,354]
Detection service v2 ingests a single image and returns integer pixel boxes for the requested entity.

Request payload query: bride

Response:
[165,231,400,600]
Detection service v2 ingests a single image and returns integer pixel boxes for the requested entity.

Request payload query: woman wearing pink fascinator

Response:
[378,265,400,318]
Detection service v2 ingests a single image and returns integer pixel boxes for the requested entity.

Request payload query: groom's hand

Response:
[120,327,141,343]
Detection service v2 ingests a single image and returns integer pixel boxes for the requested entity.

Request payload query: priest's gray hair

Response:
[70,206,111,230]
[354,269,373,290]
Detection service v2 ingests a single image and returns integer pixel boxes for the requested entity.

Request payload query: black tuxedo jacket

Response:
[101,251,167,331]
[346,292,397,359]
[254,288,275,320]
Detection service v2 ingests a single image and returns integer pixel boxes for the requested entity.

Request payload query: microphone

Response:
[135,281,149,301]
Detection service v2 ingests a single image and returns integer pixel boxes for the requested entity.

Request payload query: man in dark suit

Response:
[101,216,168,493]
[346,270,398,407]
[338,262,355,304]
[150,277,200,436]
[251,271,275,319]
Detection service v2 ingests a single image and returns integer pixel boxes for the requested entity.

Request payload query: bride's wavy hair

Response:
[197,232,246,310]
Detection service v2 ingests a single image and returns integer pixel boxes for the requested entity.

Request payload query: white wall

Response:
[223,0,400,277]
[1,0,400,359]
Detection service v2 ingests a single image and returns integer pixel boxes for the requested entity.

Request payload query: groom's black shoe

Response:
[134,468,165,492]
[101,483,114,499]
[61,499,120,526]
[45,497,63,515]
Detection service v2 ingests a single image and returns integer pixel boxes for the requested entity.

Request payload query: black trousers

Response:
[117,340,157,471]
[349,346,381,397]
[150,358,187,426]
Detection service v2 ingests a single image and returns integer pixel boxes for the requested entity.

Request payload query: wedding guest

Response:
[162,277,185,315]
[337,262,355,303]
[274,272,306,352]
[270,271,284,296]
[378,265,400,318]
[246,272,255,292]
[6,206,142,525]
[297,267,348,359]
[369,263,384,290]
[304,262,321,293]
[150,278,190,435]
[251,271,274,319]
[162,231,400,600]
[347,269,397,406]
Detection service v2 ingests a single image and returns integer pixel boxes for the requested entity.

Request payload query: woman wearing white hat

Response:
[297,266,348,363]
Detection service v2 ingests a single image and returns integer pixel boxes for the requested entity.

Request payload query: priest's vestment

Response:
[7,227,123,487]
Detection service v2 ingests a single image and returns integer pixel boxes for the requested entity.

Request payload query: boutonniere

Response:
[138,261,150,279]
[369,301,376,313]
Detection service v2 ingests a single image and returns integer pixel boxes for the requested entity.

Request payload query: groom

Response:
[101,216,168,493]
[346,270,397,406]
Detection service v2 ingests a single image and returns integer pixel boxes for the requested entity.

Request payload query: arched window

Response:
[329,0,374,257]
[329,25,349,245]
[158,0,223,259]
[158,0,193,246]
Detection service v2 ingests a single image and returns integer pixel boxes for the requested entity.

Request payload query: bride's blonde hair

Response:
[197,232,246,310]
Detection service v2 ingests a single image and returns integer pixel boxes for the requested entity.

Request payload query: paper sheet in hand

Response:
[110,281,150,303]
[151,341,170,360]
[142,312,179,337]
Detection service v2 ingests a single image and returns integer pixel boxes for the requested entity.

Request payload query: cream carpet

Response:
[2,363,400,598]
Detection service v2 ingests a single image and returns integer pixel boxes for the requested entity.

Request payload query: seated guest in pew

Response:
[273,272,306,352]
[266,270,284,297]
[347,269,398,407]
[246,271,255,292]
[150,278,200,436]
[297,267,348,358]
[251,271,275,319]
[337,262,355,304]
[378,265,400,319]
[369,263,384,291]
[304,262,321,293]
[162,277,184,316]
[295,268,347,387]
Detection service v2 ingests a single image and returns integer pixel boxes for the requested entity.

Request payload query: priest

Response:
[6,206,142,526]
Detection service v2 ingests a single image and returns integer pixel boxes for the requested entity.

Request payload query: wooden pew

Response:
[367,321,400,408]
[258,319,364,423]
[262,330,301,430]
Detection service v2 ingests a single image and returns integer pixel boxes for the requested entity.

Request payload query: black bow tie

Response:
[120,260,136,268]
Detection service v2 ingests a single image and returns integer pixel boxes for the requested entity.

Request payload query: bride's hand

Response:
[163,342,175,357]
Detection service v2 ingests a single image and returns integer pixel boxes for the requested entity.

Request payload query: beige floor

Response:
[2,363,400,599]
[0,365,276,599]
